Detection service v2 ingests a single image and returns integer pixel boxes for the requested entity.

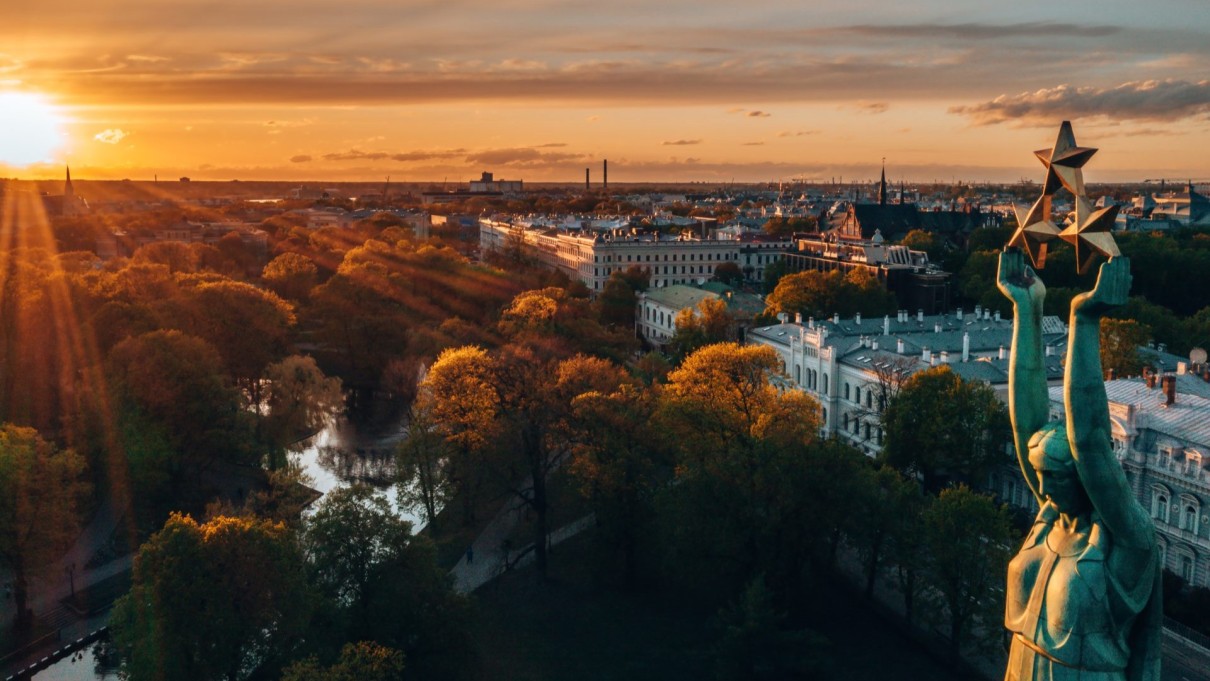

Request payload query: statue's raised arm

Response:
[1065,257,1152,550]
[997,248,1048,504]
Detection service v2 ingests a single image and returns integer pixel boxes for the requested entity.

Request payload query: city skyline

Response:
[2,0,1209,183]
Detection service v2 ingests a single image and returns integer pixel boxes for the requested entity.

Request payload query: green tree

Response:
[396,409,451,525]
[880,365,1009,492]
[922,485,1013,660]
[713,575,832,681]
[111,514,312,681]
[849,465,922,598]
[260,355,344,469]
[302,486,472,678]
[712,262,744,287]
[0,425,89,627]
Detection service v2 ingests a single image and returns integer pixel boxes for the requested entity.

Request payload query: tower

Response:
[65,166,74,198]
[878,159,887,207]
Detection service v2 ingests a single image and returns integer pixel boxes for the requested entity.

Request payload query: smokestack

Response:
[604,159,608,192]
[962,332,970,362]
[586,168,590,190]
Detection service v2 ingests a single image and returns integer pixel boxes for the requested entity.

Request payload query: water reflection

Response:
[31,639,119,680]
[290,398,424,529]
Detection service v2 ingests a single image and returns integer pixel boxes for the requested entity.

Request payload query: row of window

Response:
[1151,487,1202,534]
[598,251,732,263]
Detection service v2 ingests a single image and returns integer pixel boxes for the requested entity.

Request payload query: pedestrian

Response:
[466,545,474,564]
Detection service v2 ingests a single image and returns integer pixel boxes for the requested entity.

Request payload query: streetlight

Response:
[66,562,76,599]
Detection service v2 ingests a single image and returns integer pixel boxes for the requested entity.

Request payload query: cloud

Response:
[321,148,467,162]
[747,110,771,117]
[536,142,568,148]
[855,101,889,114]
[290,154,313,163]
[464,147,587,166]
[742,141,764,146]
[777,130,818,137]
[950,79,1210,126]
[94,128,128,144]
[662,139,702,146]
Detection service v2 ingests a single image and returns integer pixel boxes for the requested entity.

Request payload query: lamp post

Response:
[66,562,76,599]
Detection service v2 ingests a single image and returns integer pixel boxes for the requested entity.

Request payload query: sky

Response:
[2,0,1209,183]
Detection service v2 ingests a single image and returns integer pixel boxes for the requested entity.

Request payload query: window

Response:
[1184,505,1197,532]
[844,383,850,400]
[1154,493,1170,524]
[1182,555,1194,582]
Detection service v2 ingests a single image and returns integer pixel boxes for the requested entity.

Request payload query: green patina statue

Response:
[999,249,1162,681]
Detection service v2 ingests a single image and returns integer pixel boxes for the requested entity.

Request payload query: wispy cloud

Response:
[747,110,771,118]
[854,101,889,114]
[777,130,818,137]
[662,139,702,146]
[951,79,1210,126]
[290,154,313,163]
[742,141,764,146]
[94,128,128,144]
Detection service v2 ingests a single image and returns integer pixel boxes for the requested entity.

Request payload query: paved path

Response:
[1,497,132,678]
[450,501,595,594]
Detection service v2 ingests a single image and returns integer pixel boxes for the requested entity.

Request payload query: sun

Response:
[0,91,66,167]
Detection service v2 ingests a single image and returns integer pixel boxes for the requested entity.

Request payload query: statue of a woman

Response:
[998,249,1162,681]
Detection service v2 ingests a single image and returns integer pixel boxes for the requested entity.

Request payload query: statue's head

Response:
[1028,422,1091,514]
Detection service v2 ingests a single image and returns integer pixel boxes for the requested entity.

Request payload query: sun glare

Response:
[0,91,65,167]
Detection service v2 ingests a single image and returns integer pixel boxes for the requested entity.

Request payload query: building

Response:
[40,167,89,217]
[833,165,997,246]
[782,233,952,315]
[469,171,523,193]
[746,307,1067,454]
[479,217,793,293]
[636,283,765,349]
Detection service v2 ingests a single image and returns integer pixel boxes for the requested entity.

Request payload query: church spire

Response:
[65,166,73,197]
[878,158,887,207]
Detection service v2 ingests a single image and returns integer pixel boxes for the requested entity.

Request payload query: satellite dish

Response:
[1191,347,1208,364]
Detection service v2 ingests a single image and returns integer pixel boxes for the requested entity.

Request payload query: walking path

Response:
[1,498,131,679]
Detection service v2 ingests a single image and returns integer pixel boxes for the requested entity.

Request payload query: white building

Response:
[746,307,1068,454]
[479,217,792,293]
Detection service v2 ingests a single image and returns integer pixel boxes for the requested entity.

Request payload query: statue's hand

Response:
[997,248,1045,311]
[1072,257,1131,321]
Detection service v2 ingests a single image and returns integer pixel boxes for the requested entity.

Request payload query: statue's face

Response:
[1035,463,1090,515]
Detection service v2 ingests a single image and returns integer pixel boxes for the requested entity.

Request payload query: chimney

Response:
[1203,368,1209,383]
[934,323,942,334]
[994,310,1001,322]
[940,350,949,364]
[794,312,803,324]
[930,354,938,366]
[872,339,879,351]
[1178,361,1188,375]
[998,345,1006,361]
[897,338,905,354]
[1162,375,1176,406]
[1106,368,1116,381]
[962,332,970,362]
[884,316,891,336]
[808,316,815,329]
[984,309,991,321]
[833,313,840,324]
[975,305,982,318]
[922,347,932,362]
[777,312,789,323]
[1145,369,1157,389]
[956,307,963,321]
[917,309,924,323]
[855,312,862,325]
[1045,345,1054,357]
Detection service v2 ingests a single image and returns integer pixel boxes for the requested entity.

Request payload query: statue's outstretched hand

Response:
[997,248,1045,312]
[1072,257,1131,321]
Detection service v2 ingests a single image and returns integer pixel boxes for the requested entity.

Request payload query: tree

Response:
[880,365,1010,492]
[1100,318,1151,377]
[396,409,452,525]
[262,252,318,302]
[713,575,832,680]
[302,486,472,678]
[901,229,942,263]
[712,261,744,287]
[0,425,89,627]
[848,466,921,598]
[282,642,405,681]
[261,356,344,468]
[762,268,894,320]
[132,241,200,274]
[669,297,733,361]
[596,273,640,330]
[922,485,1013,660]
[110,514,312,681]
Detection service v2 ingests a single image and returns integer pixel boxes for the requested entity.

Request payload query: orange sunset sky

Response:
[2,0,1208,183]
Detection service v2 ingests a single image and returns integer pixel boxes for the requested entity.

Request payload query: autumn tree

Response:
[262,252,319,302]
[1100,317,1151,377]
[281,642,405,681]
[712,261,744,287]
[0,425,89,627]
[880,365,1010,492]
[668,297,733,361]
[132,241,200,274]
[922,485,1013,659]
[110,514,312,681]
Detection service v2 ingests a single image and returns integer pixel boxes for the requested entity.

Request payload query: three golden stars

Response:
[1008,120,1120,274]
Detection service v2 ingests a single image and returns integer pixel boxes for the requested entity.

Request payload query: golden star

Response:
[1009,194,1062,269]
[1034,120,1098,197]
[1059,195,1121,274]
